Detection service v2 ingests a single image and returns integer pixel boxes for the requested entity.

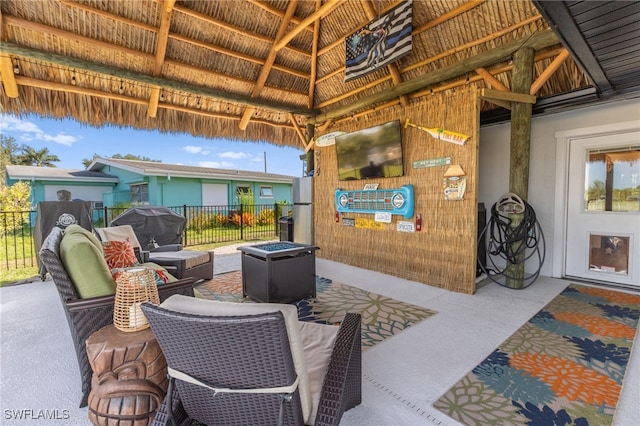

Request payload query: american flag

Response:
[344,0,413,83]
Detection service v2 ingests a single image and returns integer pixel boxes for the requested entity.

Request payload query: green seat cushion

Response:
[64,224,103,254]
[60,228,115,298]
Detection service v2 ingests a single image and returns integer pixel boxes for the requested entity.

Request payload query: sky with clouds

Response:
[0,113,305,177]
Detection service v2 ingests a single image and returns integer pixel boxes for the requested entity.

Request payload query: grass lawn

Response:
[0,237,275,287]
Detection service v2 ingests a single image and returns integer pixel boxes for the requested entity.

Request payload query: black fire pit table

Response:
[237,242,319,303]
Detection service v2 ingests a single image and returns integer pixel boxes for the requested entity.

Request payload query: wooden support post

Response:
[506,47,534,289]
[306,123,315,176]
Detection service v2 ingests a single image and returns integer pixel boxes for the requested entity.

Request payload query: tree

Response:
[16,146,59,167]
[1,135,21,184]
[82,153,160,169]
[587,179,605,201]
[0,181,32,234]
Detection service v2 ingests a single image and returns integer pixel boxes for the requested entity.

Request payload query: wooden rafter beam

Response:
[239,0,298,130]
[530,48,570,95]
[305,139,316,153]
[247,0,314,34]
[0,42,314,116]
[57,0,156,32]
[333,48,565,122]
[414,0,485,33]
[173,3,310,58]
[317,119,334,133]
[148,87,161,117]
[149,0,175,118]
[58,0,309,79]
[308,0,321,109]
[153,0,175,75]
[17,75,148,105]
[480,88,536,105]
[274,0,344,52]
[164,57,307,97]
[475,67,509,92]
[1,16,308,99]
[14,74,296,129]
[0,55,19,97]
[308,29,558,124]
[288,113,307,147]
[169,33,307,79]
[478,92,511,110]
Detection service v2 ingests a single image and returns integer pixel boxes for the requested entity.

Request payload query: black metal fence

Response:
[0,203,291,271]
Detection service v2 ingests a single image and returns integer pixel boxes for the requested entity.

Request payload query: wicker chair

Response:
[38,226,197,408]
[96,225,214,281]
[141,295,362,426]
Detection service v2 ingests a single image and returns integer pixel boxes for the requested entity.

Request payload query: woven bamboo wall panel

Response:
[314,86,479,294]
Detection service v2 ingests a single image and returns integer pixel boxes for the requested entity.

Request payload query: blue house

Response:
[5,165,118,208]
[88,158,294,207]
[5,158,294,208]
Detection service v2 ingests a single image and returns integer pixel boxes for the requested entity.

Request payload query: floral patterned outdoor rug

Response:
[434,284,640,425]
[195,271,436,350]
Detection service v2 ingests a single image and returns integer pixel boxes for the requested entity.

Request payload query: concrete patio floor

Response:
[1,253,638,425]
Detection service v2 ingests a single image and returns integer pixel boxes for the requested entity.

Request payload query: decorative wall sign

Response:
[363,183,379,190]
[375,212,392,223]
[443,164,466,201]
[355,218,384,230]
[344,0,413,82]
[314,131,346,147]
[412,156,451,169]
[342,218,355,227]
[335,185,414,218]
[397,221,415,233]
[404,118,470,145]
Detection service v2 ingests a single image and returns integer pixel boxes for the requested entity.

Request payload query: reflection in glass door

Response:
[585,148,639,276]
[565,132,640,287]
[585,148,640,213]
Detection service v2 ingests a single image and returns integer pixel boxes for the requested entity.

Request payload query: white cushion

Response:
[159,295,313,423]
[95,225,142,250]
[299,321,339,425]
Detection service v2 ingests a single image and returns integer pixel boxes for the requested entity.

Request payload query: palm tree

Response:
[17,146,60,167]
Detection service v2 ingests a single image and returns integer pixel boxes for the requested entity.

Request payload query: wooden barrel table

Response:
[86,325,168,426]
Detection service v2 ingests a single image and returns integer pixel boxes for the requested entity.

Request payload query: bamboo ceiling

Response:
[0,0,590,150]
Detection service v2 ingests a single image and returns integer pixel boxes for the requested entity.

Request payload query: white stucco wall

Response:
[478,97,640,278]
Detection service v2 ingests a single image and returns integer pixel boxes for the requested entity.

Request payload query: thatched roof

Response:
[0,0,634,150]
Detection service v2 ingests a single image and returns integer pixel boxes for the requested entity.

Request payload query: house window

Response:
[260,186,273,197]
[236,185,250,195]
[130,183,149,204]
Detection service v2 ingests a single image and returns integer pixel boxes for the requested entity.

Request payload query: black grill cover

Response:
[34,201,93,278]
[110,206,186,249]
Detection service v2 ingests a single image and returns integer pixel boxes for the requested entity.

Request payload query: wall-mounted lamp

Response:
[12,60,19,74]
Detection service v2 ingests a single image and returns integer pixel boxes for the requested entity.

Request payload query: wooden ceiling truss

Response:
[0,0,582,148]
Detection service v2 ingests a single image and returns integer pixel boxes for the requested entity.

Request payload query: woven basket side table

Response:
[86,324,167,426]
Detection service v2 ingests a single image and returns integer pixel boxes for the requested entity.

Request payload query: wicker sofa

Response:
[39,226,196,408]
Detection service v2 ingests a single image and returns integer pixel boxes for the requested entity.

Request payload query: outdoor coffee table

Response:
[85,325,167,425]
[238,242,319,303]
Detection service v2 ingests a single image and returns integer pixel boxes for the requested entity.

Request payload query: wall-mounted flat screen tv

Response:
[335,120,404,181]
